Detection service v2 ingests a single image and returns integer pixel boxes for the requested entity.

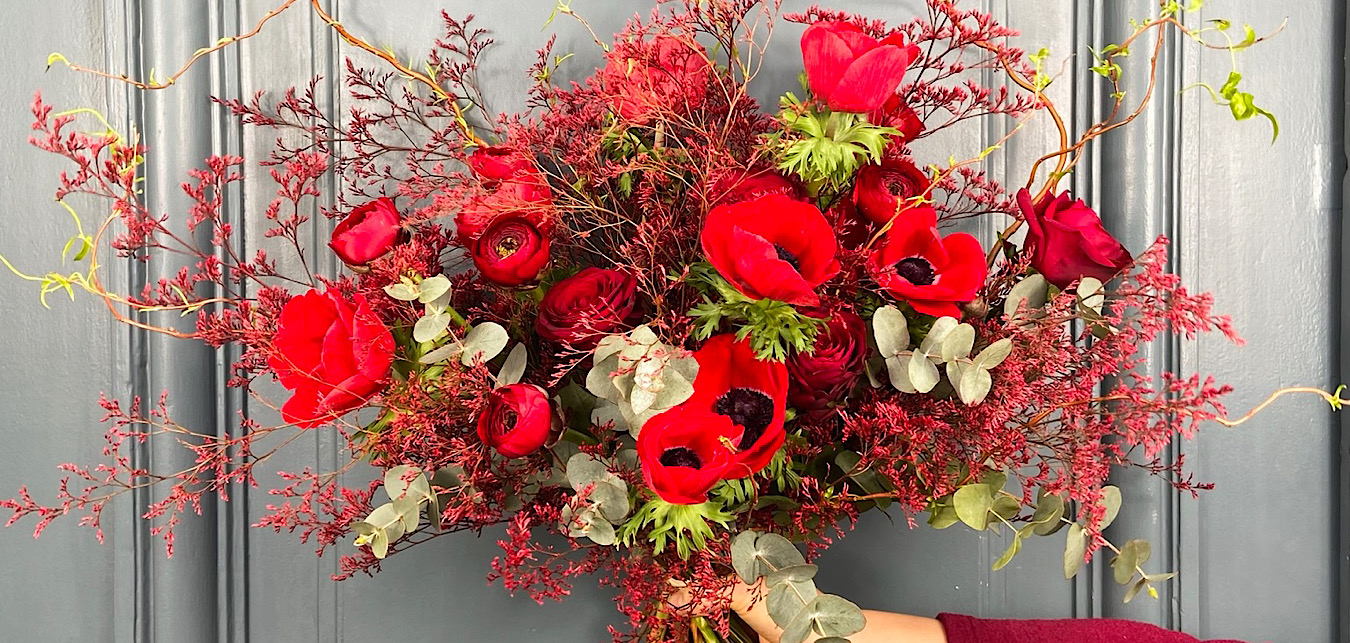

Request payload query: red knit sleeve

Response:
[935,613,1250,643]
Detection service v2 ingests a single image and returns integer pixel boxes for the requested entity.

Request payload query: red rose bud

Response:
[477,384,557,458]
[601,35,712,124]
[787,311,867,419]
[267,289,395,428]
[801,21,921,113]
[866,206,987,318]
[1017,189,1133,289]
[637,405,740,505]
[536,267,638,347]
[329,197,403,266]
[472,216,550,286]
[701,194,841,307]
[852,158,932,225]
[710,167,804,206]
[867,94,924,141]
[683,334,789,477]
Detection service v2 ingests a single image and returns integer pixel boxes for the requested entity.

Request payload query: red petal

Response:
[826,44,918,113]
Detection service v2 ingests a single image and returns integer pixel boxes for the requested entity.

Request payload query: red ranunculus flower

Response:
[866,206,986,318]
[536,267,638,347]
[852,158,931,225]
[268,289,395,428]
[472,216,550,286]
[468,146,536,186]
[801,21,922,113]
[601,35,712,124]
[637,405,739,505]
[701,194,841,307]
[683,334,789,477]
[1017,188,1133,289]
[329,197,403,266]
[455,146,553,247]
[867,94,924,141]
[787,311,867,419]
[477,384,557,458]
[710,167,803,206]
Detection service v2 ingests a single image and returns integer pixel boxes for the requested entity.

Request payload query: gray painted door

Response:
[0,1,1343,642]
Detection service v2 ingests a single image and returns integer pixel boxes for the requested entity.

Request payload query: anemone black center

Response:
[773,244,801,271]
[659,447,702,469]
[713,387,774,451]
[895,257,936,286]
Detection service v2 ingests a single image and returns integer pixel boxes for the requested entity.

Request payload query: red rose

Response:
[701,194,841,307]
[601,35,712,124]
[683,334,788,477]
[637,405,739,505]
[472,216,550,287]
[477,384,557,458]
[268,289,395,428]
[801,21,922,113]
[536,267,638,347]
[866,206,986,318]
[787,311,867,419]
[329,197,403,266]
[1017,189,1132,289]
[710,168,803,206]
[456,147,553,247]
[867,94,924,141]
[852,158,931,225]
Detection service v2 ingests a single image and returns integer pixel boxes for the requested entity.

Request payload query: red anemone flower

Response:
[701,194,841,306]
[866,207,986,318]
[683,334,789,477]
[637,406,739,505]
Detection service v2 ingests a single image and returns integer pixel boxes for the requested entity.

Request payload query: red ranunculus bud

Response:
[852,158,932,225]
[710,167,804,206]
[536,267,638,347]
[472,216,550,287]
[801,21,922,113]
[601,35,712,124]
[1017,189,1133,289]
[329,197,403,266]
[787,311,867,419]
[866,206,987,318]
[268,289,395,428]
[637,405,739,505]
[867,94,924,141]
[683,334,789,477]
[701,194,841,307]
[477,384,557,458]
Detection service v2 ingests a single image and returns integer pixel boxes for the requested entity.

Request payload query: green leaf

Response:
[953,484,994,531]
[940,323,975,362]
[907,353,941,393]
[872,305,910,356]
[566,453,610,490]
[928,504,961,529]
[980,471,1008,492]
[1099,486,1123,530]
[1004,274,1049,317]
[1031,494,1067,536]
[497,343,528,385]
[589,480,631,523]
[780,594,867,643]
[885,356,916,393]
[1077,277,1105,313]
[991,495,1021,520]
[413,309,451,343]
[383,465,430,503]
[461,322,509,366]
[417,275,452,304]
[384,281,420,301]
[972,338,1013,370]
[993,534,1023,571]
[766,564,819,586]
[767,579,818,629]
[956,366,993,406]
[919,316,959,354]
[1123,577,1150,603]
[1113,539,1152,585]
[1064,524,1087,579]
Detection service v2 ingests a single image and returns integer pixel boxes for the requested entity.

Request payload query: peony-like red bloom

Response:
[683,334,789,477]
[710,167,803,206]
[477,384,557,458]
[1018,189,1133,289]
[268,289,395,428]
[866,206,986,318]
[472,216,551,286]
[637,406,739,505]
[852,158,931,225]
[601,35,712,124]
[787,311,868,419]
[467,146,536,186]
[701,194,841,307]
[329,197,403,266]
[867,94,924,141]
[456,146,553,246]
[801,21,922,113]
[536,267,638,347]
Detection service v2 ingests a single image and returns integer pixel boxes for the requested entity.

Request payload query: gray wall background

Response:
[0,1,1343,641]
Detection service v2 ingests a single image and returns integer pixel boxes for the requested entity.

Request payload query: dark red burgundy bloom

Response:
[536,267,638,346]
[684,334,789,477]
[601,35,712,124]
[701,194,841,307]
[268,289,395,428]
[787,310,868,419]
[455,146,553,246]
[801,21,922,113]
[637,406,740,505]
[329,197,403,266]
[710,167,803,206]
[852,158,932,225]
[867,94,924,140]
[471,216,550,287]
[866,206,986,318]
[1017,189,1133,289]
[477,384,557,458]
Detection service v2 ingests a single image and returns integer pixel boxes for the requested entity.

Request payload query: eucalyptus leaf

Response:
[957,366,993,405]
[384,281,420,301]
[781,594,867,643]
[766,564,818,586]
[730,531,763,584]
[594,334,628,364]
[972,338,1013,370]
[991,495,1020,520]
[993,534,1023,571]
[928,505,960,529]
[419,342,463,365]
[371,530,390,558]
[1099,486,1123,530]
[940,323,975,362]
[1123,577,1149,603]
[589,480,631,523]
[1031,494,1066,536]
[872,305,910,356]
[1077,277,1105,313]
[907,353,940,393]
[767,580,818,630]
[413,310,451,343]
[417,275,452,304]
[1064,524,1087,579]
[497,343,528,385]
[461,322,509,366]
[919,316,959,354]
[885,356,917,393]
[1004,274,1049,317]
[566,453,610,491]
[953,484,993,531]
[629,385,657,415]
[384,465,431,503]
[586,518,617,546]
[393,495,421,534]
[1113,539,1152,585]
